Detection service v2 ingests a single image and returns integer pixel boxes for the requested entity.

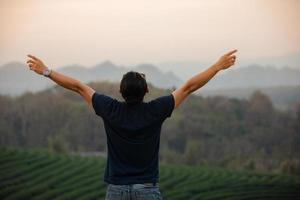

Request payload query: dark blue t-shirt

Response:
[92,92,175,185]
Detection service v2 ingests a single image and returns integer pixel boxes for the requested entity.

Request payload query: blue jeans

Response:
[105,183,163,200]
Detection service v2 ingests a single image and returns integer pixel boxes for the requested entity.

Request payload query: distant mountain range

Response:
[0,61,182,96]
[1,61,300,110]
[203,64,300,89]
[157,52,300,80]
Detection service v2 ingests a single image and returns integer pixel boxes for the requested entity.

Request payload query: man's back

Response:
[92,92,175,185]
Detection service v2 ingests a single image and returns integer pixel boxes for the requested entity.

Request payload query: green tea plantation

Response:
[1,146,300,200]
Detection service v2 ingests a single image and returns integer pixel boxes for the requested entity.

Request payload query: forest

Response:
[0,81,299,175]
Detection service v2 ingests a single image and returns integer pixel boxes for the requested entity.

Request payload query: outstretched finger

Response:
[27,54,38,61]
[226,49,237,56]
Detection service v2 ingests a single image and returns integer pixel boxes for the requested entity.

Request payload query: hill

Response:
[0,61,300,109]
[158,52,300,80]
[1,62,300,110]
[204,65,300,89]
[1,146,300,200]
[2,62,300,94]
[0,61,182,96]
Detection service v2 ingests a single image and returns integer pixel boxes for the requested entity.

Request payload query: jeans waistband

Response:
[108,182,159,190]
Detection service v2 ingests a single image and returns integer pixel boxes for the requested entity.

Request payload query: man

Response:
[26,49,237,199]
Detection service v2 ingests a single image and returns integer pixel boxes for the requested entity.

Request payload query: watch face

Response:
[43,69,51,76]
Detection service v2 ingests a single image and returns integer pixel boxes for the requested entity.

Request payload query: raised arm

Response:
[172,49,237,108]
[26,55,95,106]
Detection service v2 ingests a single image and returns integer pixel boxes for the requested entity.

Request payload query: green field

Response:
[1,146,300,200]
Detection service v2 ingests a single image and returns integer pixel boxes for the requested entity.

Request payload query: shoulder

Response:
[148,94,175,106]
[92,92,121,117]
[146,94,175,119]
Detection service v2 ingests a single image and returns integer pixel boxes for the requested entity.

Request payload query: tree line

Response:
[0,81,299,175]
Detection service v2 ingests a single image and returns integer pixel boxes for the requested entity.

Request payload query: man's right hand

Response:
[213,49,237,71]
[26,54,49,75]
[172,49,238,109]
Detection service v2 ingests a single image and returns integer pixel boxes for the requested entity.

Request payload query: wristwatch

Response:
[43,68,52,77]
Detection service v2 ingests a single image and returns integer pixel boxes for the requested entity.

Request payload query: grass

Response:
[0,146,299,200]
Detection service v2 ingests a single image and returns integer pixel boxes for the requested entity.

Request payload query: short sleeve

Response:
[92,92,118,118]
[148,94,175,120]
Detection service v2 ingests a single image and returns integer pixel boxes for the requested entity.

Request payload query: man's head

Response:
[120,71,148,104]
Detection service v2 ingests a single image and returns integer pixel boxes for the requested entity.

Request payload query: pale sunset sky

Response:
[0,0,299,68]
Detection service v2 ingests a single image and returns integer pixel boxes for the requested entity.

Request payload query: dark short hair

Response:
[120,71,148,104]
